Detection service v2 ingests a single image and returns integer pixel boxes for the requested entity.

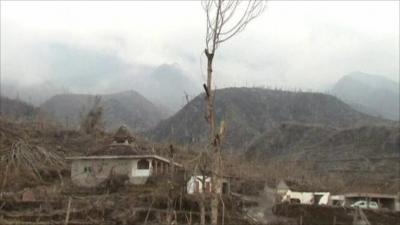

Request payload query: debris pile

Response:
[0,139,67,190]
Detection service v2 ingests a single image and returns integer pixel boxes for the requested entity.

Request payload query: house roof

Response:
[343,193,398,199]
[66,154,183,167]
[90,143,147,156]
[88,126,149,156]
[66,125,183,167]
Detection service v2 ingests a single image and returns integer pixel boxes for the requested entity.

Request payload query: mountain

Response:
[0,96,37,120]
[331,72,399,121]
[132,63,201,112]
[40,90,167,132]
[150,87,387,150]
[2,42,200,113]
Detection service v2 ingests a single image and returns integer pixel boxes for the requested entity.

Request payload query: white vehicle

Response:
[350,200,379,209]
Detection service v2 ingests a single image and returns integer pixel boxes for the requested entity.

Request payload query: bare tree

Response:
[80,96,104,136]
[201,1,266,225]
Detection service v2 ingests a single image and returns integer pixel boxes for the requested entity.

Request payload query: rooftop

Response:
[344,193,398,199]
[66,154,183,167]
[90,143,147,156]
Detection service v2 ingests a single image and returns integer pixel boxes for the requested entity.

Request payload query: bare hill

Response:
[150,87,387,149]
[0,96,37,120]
[40,90,167,132]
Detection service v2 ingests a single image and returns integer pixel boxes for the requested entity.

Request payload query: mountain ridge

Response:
[40,90,167,132]
[150,87,388,150]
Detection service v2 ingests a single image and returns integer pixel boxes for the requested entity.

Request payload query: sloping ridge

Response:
[331,72,399,120]
[40,90,167,132]
[151,87,387,150]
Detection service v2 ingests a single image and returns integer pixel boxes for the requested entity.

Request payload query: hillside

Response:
[40,90,167,132]
[150,87,387,149]
[0,96,37,119]
[245,123,400,192]
[331,72,399,121]
[246,123,399,161]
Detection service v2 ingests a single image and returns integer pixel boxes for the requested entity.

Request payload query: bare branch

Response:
[203,0,266,51]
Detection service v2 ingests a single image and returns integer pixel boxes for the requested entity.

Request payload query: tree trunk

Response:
[205,50,215,138]
[200,199,206,225]
[211,146,222,225]
[205,49,220,225]
[167,146,175,225]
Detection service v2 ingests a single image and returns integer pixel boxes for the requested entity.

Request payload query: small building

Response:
[329,195,345,206]
[276,180,330,205]
[343,193,400,211]
[67,126,182,187]
[187,175,230,195]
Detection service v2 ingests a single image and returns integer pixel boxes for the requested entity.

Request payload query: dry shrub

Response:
[97,174,129,193]
[0,139,66,191]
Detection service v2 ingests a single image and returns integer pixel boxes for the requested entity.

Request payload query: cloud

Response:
[1,0,398,94]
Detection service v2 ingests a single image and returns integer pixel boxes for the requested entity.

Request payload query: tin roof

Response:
[343,193,397,199]
[66,154,183,167]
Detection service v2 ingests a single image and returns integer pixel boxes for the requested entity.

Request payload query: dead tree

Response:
[80,96,104,136]
[201,1,265,225]
[167,145,177,225]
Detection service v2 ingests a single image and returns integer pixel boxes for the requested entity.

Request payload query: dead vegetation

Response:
[0,139,67,191]
[0,116,398,225]
[0,117,259,225]
[80,96,104,136]
[0,118,68,191]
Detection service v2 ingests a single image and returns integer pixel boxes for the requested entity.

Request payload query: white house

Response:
[68,154,182,187]
[282,190,330,205]
[277,180,330,205]
[187,175,230,195]
[67,126,182,187]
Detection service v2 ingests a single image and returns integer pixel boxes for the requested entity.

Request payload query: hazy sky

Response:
[1,1,399,93]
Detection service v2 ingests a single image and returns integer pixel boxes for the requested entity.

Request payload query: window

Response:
[195,181,200,193]
[205,181,211,193]
[83,166,92,173]
[137,159,150,170]
[222,182,229,194]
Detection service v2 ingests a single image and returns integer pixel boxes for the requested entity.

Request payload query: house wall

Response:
[283,191,330,205]
[130,158,170,185]
[187,176,230,194]
[71,158,172,187]
[329,195,345,206]
[187,176,211,194]
[71,158,134,187]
